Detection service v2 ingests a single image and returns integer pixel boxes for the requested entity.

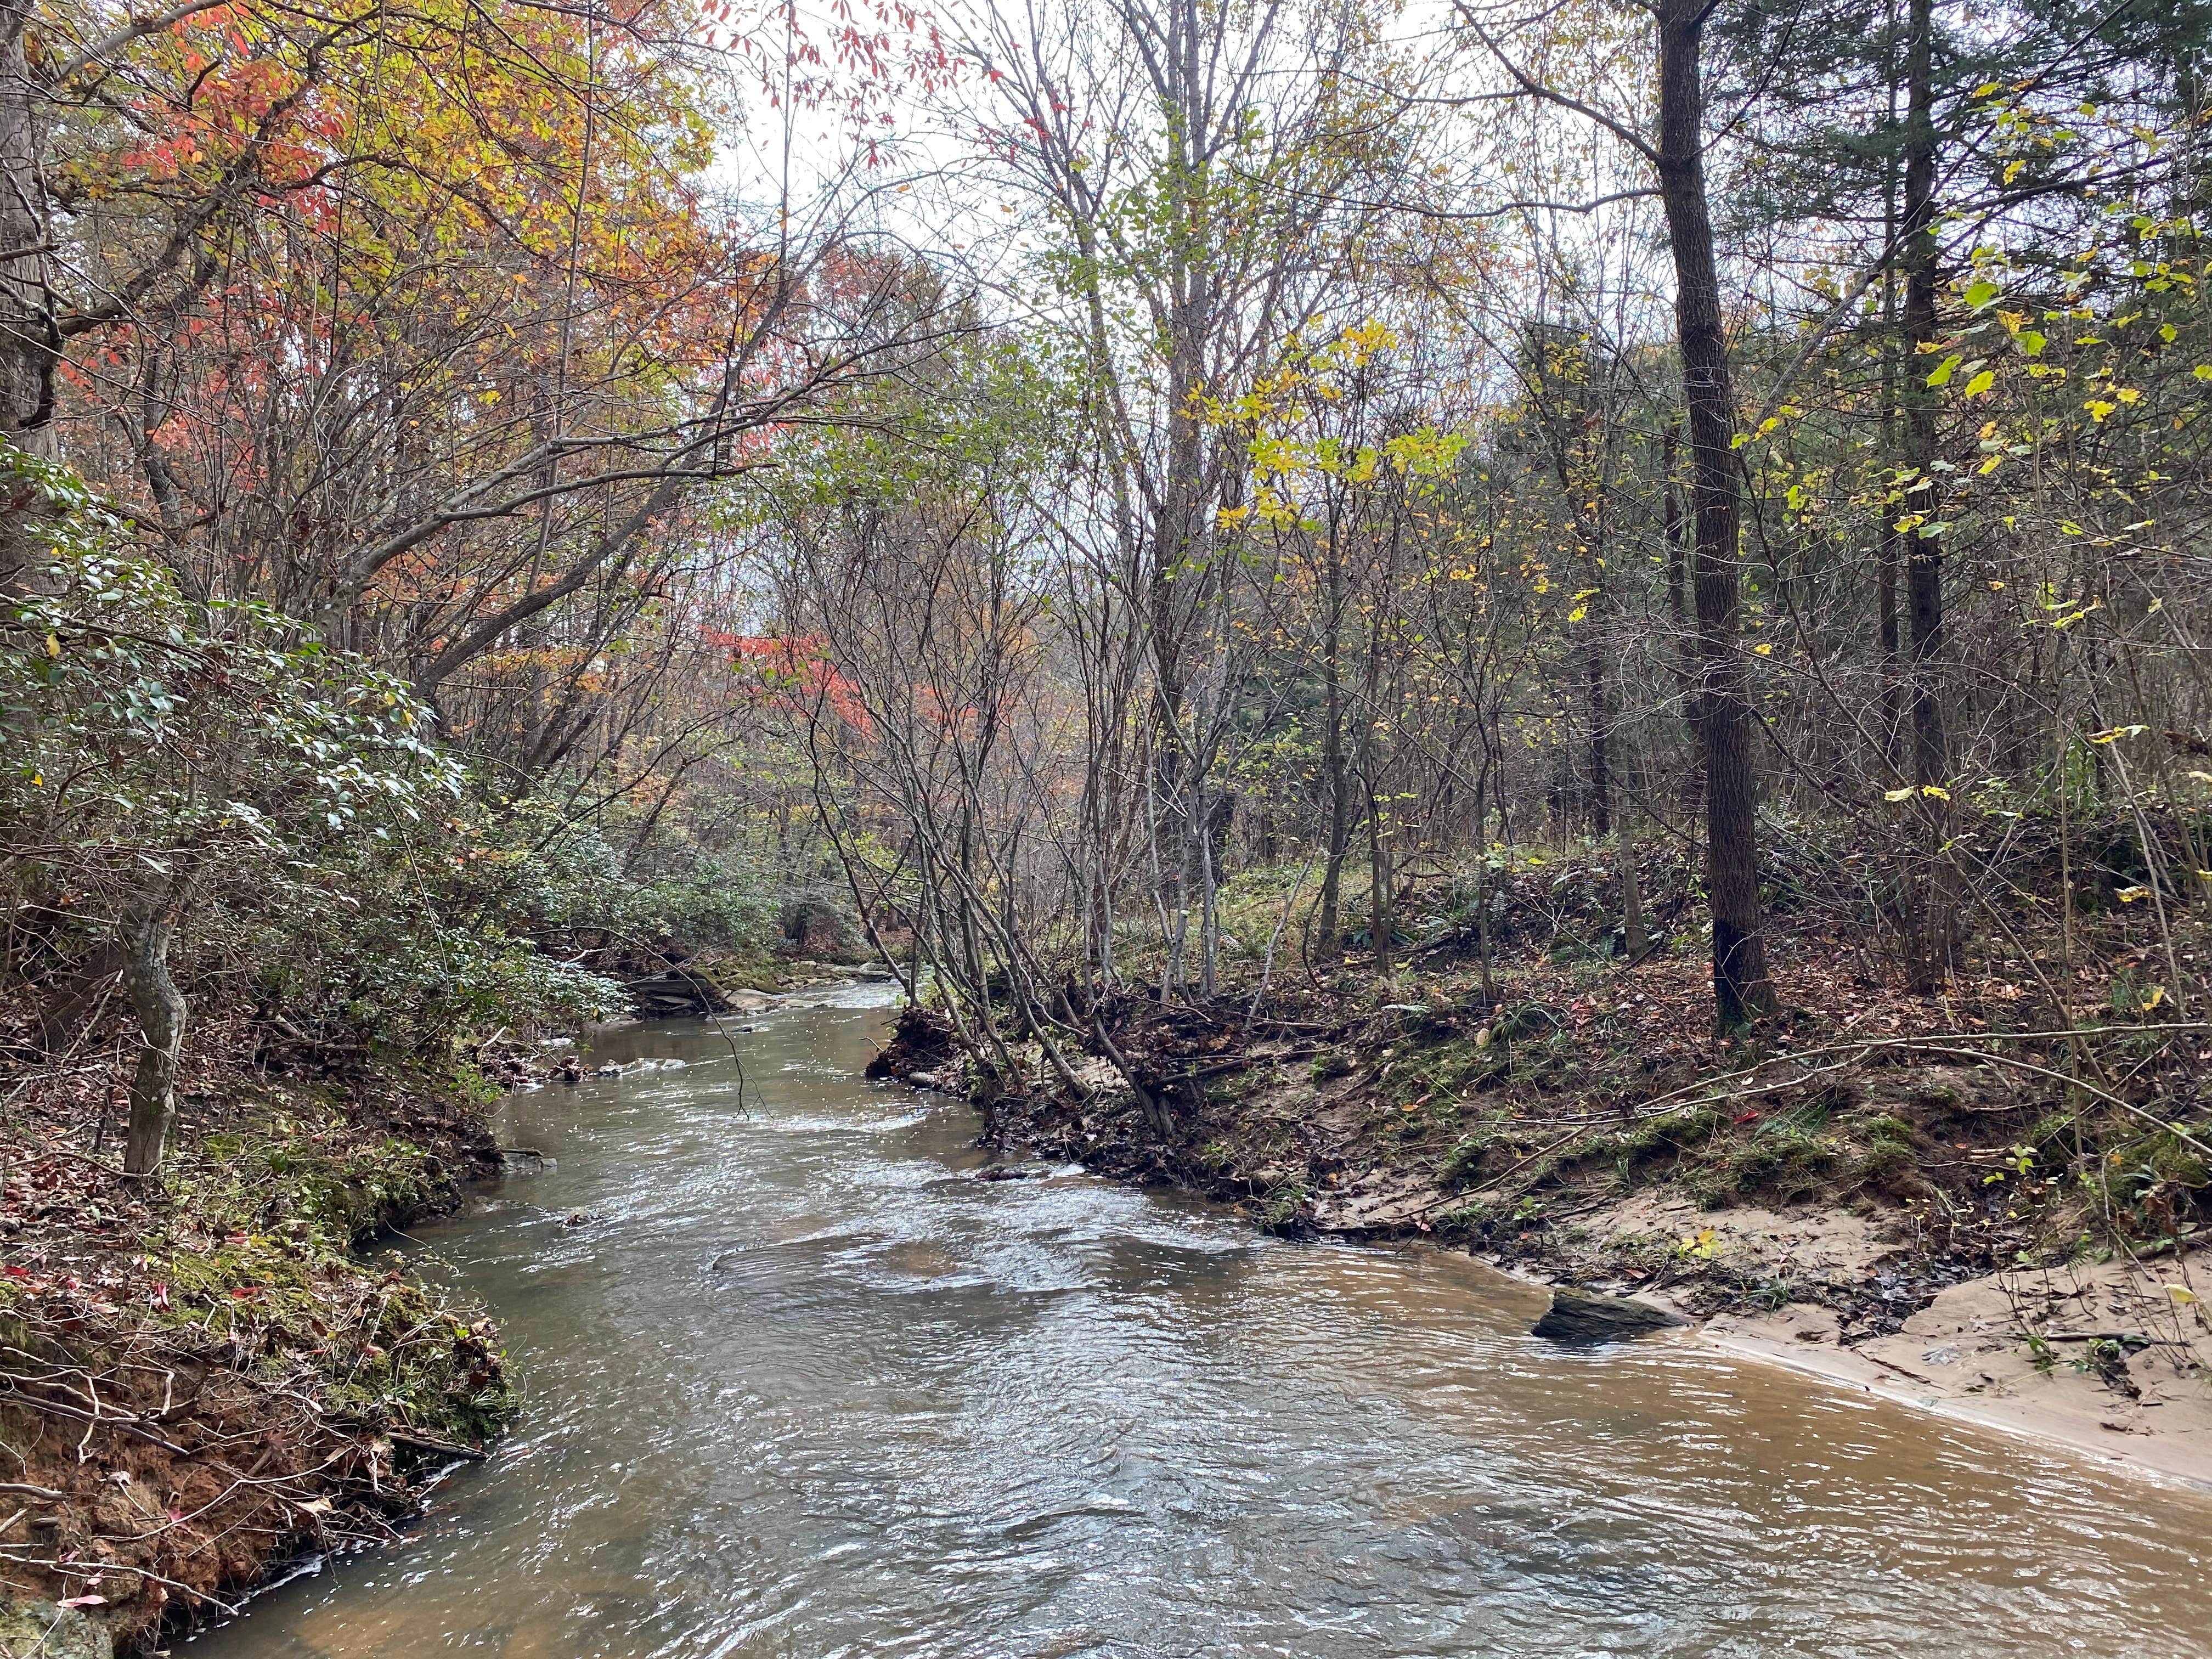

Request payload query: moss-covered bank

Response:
[1,1069,516,1655]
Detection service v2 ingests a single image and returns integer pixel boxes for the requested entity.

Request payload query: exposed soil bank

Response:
[0,1063,517,1655]
[1516,1192,2212,1490]
[870,948,2212,1491]
[0,954,901,1656]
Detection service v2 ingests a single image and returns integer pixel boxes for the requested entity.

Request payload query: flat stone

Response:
[1531,1286,1690,1344]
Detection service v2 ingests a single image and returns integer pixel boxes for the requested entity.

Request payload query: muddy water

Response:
[196,981,2212,1657]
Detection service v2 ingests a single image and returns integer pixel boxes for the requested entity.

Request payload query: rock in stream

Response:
[1531,1287,1690,1344]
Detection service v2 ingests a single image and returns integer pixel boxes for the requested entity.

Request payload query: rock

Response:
[1531,1286,1690,1344]
[624,972,737,1015]
[727,988,776,1013]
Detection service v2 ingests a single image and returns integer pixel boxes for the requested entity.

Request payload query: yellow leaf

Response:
[1921,785,1951,800]
[2165,1284,2197,1305]
[1884,787,1915,802]
[44,633,59,657]
[2117,884,2151,903]
[1753,642,1773,655]
[2141,984,2167,1012]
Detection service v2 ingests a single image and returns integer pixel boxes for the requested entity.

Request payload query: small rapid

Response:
[196,981,2212,1658]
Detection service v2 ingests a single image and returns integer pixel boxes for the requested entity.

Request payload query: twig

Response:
[1410,1126,1588,1214]
[383,1428,488,1463]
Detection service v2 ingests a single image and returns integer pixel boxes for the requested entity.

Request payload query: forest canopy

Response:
[2,0,2207,1165]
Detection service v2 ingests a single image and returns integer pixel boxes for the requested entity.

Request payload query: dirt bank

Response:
[1509,1187,2212,1489]
[0,1058,517,1655]
[870,945,2212,1491]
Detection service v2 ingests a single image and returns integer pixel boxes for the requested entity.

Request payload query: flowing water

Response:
[196,980,2212,1658]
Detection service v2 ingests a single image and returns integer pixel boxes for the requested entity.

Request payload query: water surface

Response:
[198,981,2212,1656]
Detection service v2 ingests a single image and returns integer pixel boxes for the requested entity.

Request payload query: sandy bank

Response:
[1496,1188,2212,1491]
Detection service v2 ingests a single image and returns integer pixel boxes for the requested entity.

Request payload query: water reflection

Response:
[195,981,2211,1657]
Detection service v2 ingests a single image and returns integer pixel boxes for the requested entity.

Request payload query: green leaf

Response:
[1926,354,1963,387]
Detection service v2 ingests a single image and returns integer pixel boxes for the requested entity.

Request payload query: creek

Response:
[195,980,2212,1657]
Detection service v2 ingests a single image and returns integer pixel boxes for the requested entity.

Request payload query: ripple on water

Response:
[194,995,2212,1659]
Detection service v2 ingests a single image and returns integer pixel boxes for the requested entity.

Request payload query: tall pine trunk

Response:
[1655,0,1778,1028]
[1899,0,1954,990]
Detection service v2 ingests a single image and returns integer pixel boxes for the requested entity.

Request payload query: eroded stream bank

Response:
[195,985,2212,1658]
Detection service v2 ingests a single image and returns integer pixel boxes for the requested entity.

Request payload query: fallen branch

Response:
[383,1428,489,1463]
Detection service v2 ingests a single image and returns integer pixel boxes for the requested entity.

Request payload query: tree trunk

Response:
[1899,0,1953,990]
[1587,641,1611,837]
[1876,1,1906,771]
[1661,421,1703,833]
[0,0,50,447]
[0,0,55,592]
[1655,0,1778,1029]
[120,893,187,1176]
[1621,829,1650,963]
[1313,540,1351,958]
[1367,770,1394,979]
[1472,766,1497,1002]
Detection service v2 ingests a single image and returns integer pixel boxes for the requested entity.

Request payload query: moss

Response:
[0,1601,110,1659]
[1617,1103,1722,1160]
[2146,1134,2211,1190]
[1855,1138,1916,1189]
[700,950,788,993]
[1259,1182,1312,1232]
[1428,1200,1496,1238]
[1311,1051,1355,1083]
[1440,1132,1494,1187]
[143,1130,517,1451]
[1726,1125,1838,1202]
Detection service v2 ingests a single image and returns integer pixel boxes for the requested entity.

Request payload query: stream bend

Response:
[198,984,2212,1658]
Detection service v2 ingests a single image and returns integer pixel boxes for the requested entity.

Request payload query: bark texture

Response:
[1654,0,1777,1028]
[120,893,187,1176]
